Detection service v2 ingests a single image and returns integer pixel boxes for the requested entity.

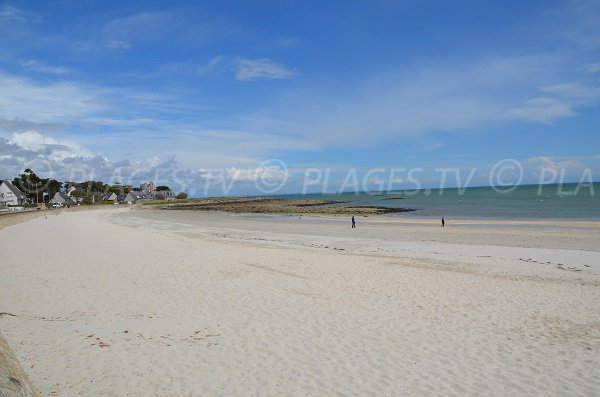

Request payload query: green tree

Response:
[12,170,62,203]
[176,192,188,200]
[70,189,91,204]
[13,169,43,201]
[44,179,62,202]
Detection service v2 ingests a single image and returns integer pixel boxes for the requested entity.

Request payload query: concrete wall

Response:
[0,332,40,397]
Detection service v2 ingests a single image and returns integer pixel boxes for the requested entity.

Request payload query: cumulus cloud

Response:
[3,130,598,196]
[526,155,593,185]
[0,132,196,191]
[528,156,584,171]
[233,58,296,81]
[8,131,92,160]
[0,131,293,196]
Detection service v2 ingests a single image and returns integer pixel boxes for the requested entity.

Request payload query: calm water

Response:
[280,183,600,220]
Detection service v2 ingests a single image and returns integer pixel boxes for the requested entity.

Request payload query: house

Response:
[66,186,85,196]
[98,192,118,202]
[52,192,75,207]
[155,190,177,200]
[124,191,150,204]
[0,180,27,206]
[140,182,156,194]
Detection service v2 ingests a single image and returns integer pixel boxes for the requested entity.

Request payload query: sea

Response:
[279,183,600,220]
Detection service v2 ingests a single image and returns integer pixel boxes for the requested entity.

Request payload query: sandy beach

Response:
[1,207,599,396]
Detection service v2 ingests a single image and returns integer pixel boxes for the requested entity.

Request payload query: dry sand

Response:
[1,207,599,396]
[0,210,46,231]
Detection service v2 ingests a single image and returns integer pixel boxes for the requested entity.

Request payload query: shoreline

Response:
[150,205,600,229]
[147,195,600,222]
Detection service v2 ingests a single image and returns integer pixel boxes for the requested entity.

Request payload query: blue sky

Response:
[0,0,599,195]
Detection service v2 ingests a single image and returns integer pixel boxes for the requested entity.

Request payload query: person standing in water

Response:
[352,216,356,228]
[441,217,445,228]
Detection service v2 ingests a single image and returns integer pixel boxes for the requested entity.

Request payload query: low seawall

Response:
[0,332,40,397]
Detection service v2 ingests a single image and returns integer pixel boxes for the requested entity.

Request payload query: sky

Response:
[0,0,599,196]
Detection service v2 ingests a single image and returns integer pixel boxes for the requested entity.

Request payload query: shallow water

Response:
[280,183,600,220]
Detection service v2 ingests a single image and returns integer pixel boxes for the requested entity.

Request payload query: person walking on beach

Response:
[352,216,356,228]
[441,217,445,228]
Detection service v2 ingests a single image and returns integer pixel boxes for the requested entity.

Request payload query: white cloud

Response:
[100,9,230,51]
[0,132,192,190]
[0,71,202,128]
[0,71,300,170]
[540,83,600,100]
[103,12,164,39]
[0,72,107,123]
[0,131,291,196]
[273,55,600,145]
[8,131,92,160]
[505,97,576,123]
[503,80,600,124]
[22,60,70,74]
[527,156,584,172]
[257,56,581,146]
[106,40,131,49]
[526,155,590,182]
[224,166,287,182]
[233,58,296,81]
[2,131,598,196]
[0,4,25,21]
[584,63,600,73]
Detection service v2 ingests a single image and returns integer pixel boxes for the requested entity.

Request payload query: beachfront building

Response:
[155,190,177,200]
[140,182,156,195]
[52,192,75,207]
[0,180,27,206]
[66,185,85,196]
[98,192,118,203]
[124,191,151,204]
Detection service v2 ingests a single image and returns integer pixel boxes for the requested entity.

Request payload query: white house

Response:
[155,190,177,200]
[52,192,75,207]
[0,180,27,206]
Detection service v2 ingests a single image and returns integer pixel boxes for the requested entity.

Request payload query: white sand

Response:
[1,207,599,396]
